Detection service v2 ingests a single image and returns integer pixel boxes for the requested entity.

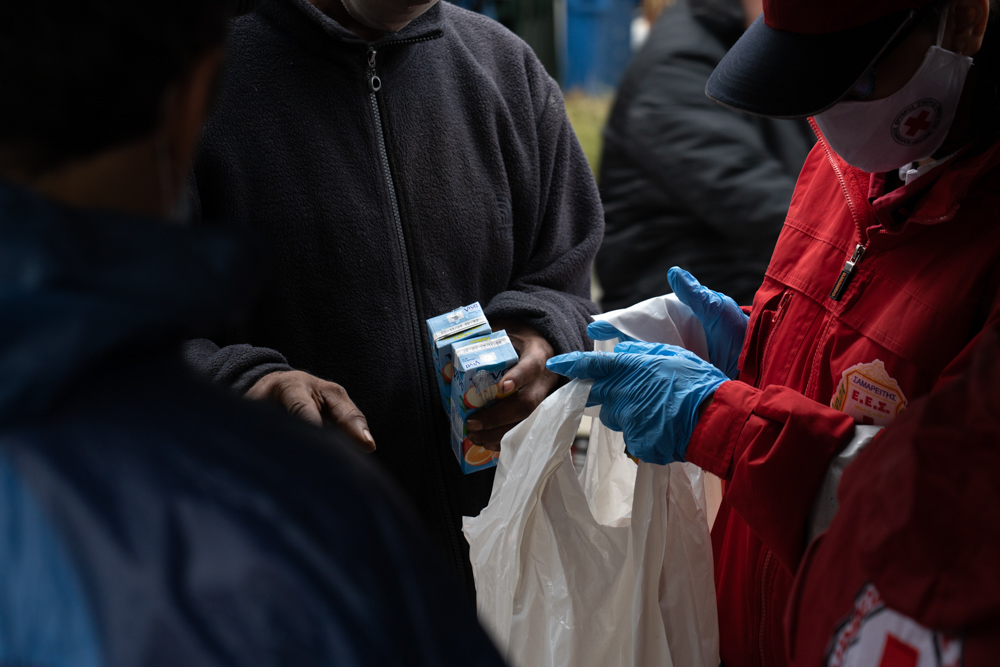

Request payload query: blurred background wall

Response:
[450,0,668,94]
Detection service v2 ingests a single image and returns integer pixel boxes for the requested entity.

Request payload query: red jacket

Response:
[685,129,1000,667]
[785,323,1000,667]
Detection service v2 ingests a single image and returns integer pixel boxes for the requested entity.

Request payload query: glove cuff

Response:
[686,381,760,481]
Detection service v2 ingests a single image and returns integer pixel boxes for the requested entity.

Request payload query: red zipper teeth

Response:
[809,117,866,242]
[809,117,884,303]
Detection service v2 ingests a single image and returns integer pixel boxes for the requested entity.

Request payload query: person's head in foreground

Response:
[707,0,998,173]
[0,2,504,665]
[0,1,258,216]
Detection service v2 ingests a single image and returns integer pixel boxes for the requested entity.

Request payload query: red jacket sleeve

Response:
[686,381,856,571]
[786,323,1000,665]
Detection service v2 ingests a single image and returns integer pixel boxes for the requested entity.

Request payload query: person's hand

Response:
[667,267,748,379]
[546,341,727,465]
[464,320,562,451]
[246,370,376,452]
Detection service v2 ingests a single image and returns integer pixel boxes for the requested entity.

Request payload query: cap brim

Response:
[706,9,921,119]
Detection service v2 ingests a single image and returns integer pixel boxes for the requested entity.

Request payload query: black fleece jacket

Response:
[187,0,603,587]
[597,0,814,308]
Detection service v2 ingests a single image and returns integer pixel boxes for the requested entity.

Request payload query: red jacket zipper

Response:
[809,118,872,302]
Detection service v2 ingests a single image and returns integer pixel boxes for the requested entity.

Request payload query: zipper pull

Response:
[367,48,381,93]
[829,243,866,301]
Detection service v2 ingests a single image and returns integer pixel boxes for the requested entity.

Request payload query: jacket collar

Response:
[0,180,261,420]
[867,137,1000,228]
[811,119,1000,237]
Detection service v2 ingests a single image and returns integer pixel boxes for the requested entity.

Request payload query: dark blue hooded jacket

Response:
[0,181,504,666]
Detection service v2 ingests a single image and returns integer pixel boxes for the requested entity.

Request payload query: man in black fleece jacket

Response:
[187,0,604,588]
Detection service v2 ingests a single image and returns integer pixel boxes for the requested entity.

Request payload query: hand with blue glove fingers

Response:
[667,267,749,380]
[546,341,728,465]
[586,319,635,343]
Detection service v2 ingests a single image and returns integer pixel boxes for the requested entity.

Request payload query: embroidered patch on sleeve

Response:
[826,584,962,667]
[831,360,908,426]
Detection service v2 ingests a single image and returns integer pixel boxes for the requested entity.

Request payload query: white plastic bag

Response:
[590,294,723,529]
[463,294,720,667]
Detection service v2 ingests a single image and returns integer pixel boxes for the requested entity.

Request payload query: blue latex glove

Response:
[667,267,749,380]
[546,341,728,465]
[587,319,636,343]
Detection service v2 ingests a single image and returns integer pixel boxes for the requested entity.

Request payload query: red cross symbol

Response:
[903,109,933,137]
[878,634,919,667]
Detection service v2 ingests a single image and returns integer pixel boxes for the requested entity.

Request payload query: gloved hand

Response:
[546,341,728,465]
[586,319,636,344]
[667,267,748,379]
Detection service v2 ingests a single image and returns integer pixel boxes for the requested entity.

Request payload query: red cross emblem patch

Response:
[891,99,942,146]
[826,584,963,667]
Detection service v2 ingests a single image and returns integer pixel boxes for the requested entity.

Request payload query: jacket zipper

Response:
[752,119,857,665]
[366,49,423,405]
[829,243,866,301]
[809,117,872,303]
[365,45,469,580]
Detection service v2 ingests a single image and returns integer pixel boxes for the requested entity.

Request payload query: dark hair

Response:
[0,1,242,173]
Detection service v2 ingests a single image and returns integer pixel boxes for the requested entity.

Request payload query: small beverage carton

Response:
[449,330,519,474]
[426,303,492,413]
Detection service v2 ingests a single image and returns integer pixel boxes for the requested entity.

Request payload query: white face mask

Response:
[814,7,973,174]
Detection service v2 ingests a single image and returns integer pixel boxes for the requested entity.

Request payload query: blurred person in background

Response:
[597,0,814,311]
[185,0,603,590]
[548,0,1000,664]
[0,2,505,664]
[630,0,673,48]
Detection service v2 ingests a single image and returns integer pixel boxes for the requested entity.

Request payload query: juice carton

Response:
[449,330,519,474]
[426,303,492,413]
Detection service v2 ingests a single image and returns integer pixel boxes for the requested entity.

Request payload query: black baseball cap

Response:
[706,0,939,118]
